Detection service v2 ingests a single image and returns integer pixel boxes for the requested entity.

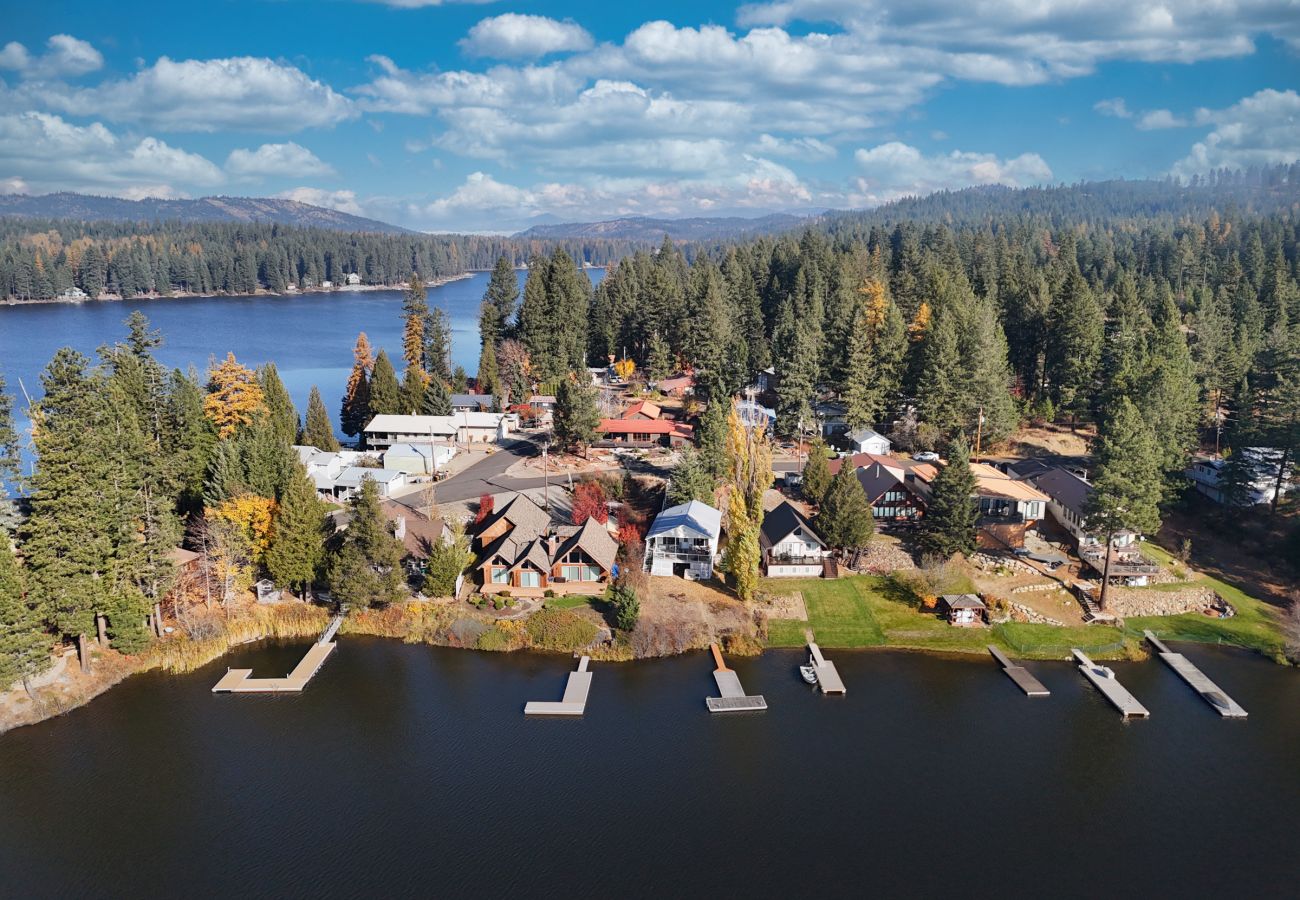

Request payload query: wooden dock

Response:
[1072,649,1149,718]
[1144,631,1247,718]
[806,632,846,694]
[706,643,767,713]
[212,614,342,694]
[987,645,1049,697]
[524,656,593,716]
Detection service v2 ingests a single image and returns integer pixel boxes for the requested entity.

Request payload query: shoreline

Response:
[1,596,1248,739]
[0,271,475,308]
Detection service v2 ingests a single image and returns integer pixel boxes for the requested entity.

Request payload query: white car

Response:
[912,451,941,462]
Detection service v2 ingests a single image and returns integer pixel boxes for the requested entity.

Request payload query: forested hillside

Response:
[0,218,646,301]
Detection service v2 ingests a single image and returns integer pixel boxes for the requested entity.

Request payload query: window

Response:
[584,565,602,581]
[520,570,541,588]
[562,564,583,581]
[491,567,509,584]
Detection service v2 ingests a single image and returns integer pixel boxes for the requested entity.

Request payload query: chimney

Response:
[395,516,407,541]
[547,534,558,558]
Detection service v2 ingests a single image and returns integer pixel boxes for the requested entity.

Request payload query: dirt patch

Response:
[1157,501,1295,607]
[1006,424,1093,458]
[757,589,808,620]
[630,576,759,656]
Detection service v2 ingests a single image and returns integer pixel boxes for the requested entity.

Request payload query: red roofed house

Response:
[597,397,693,447]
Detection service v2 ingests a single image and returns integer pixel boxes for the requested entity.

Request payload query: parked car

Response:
[913,451,940,462]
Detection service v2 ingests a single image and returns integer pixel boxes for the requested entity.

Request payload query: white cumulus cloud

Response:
[275,187,367,215]
[0,34,103,79]
[226,142,335,178]
[461,14,594,59]
[852,141,1052,204]
[1172,88,1300,177]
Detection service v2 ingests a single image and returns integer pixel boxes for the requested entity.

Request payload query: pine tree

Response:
[368,350,402,417]
[0,374,21,492]
[482,255,518,342]
[401,366,426,415]
[843,278,906,430]
[421,376,453,416]
[424,306,452,383]
[258,362,299,448]
[0,534,49,691]
[340,332,374,439]
[918,438,978,558]
[265,463,329,600]
[816,462,874,550]
[668,447,717,505]
[423,521,472,598]
[301,385,340,451]
[695,398,729,481]
[328,477,406,608]
[476,337,501,398]
[1138,286,1200,487]
[646,332,671,381]
[1085,397,1164,609]
[772,298,816,438]
[1045,268,1104,423]
[802,440,832,505]
[554,373,600,454]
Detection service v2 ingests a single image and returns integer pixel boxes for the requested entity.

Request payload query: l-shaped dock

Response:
[1073,649,1149,718]
[706,644,767,713]
[806,632,846,694]
[212,614,342,694]
[524,656,593,716]
[988,645,1049,697]
[1145,631,1247,718]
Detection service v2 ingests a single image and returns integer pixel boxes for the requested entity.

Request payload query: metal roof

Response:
[647,500,722,540]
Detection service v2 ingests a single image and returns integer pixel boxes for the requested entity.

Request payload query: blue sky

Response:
[1,0,1297,231]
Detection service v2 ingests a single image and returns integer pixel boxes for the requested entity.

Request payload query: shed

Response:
[940,594,986,627]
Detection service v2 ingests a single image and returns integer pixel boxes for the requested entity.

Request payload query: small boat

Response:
[799,664,818,685]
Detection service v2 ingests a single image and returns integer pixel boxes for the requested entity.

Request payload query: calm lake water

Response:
[1,640,1297,898]
[0,268,605,469]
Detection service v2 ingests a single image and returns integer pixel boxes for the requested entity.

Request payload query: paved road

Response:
[430,439,546,503]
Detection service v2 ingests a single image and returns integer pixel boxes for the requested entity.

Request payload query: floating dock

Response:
[524,656,593,716]
[706,643,767,713]
[1144,631,1247,718]
[987,645,1049,697]
[1072,649,1149,718]
[212,614,342,694]
[806,632,846,694]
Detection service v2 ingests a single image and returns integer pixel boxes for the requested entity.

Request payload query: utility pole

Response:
[974,405,984,460]
[541,437,550,510]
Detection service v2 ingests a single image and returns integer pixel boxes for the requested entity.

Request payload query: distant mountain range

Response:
[512,212,815,242]
[0,192,411,234]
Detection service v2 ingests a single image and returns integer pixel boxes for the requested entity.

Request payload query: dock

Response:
[212,614,342,694]
[1072,649,1149,718]
[805,631,846,694]
[524,656,593,716]
[705,643,767,713]
[1144,631,1247,718]
[987,645,1049,697]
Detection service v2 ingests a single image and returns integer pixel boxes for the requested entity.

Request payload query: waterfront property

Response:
[910,461,1049,549]
[644,499,722,579]
[472,493,618,597]
[760,501,830,577]
[364,412,512,450]
[940,594,987,627]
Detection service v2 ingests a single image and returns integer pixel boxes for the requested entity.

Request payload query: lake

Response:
[2,640,1297,898]
[0,268,605,472]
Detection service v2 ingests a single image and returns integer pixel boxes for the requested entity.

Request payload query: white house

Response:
[760,501,829,577]
[294,445,406,500]
[345,272,362,285]
[382,442,456,476]
[644,500,722,579]
[1186,449,1293,506]
[845,428,891,455]
[364,412,511,450]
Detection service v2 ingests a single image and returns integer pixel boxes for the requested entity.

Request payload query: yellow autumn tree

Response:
[722,401,773,602]
[204,352,265,438]
[859,278,888,330]
[613,358,636,381]
[208,493,278,561]
[908,301,931,343]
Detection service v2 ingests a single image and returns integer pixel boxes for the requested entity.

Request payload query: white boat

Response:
[799,664,818,685]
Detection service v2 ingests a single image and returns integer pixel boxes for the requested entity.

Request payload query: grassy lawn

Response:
[763,575,1136,659]
[1124,575,1285,659]
[543,595,599,610]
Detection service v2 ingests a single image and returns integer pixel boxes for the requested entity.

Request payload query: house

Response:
[855,457,927,523]
[657,374,695,397]
[754,366,776,393]
[760,501,830,576]
[644,500,722,579]
[596,418,694,447]
[451,393,497,413]
[1186,448,1293,506]
[844,428,891,456]
[940,594,986,627]
[58,286,88,300]
[472,494,618,596]
[320,280,333,288]
[528,394,557,412]
[364,412,511,450]
[382,442,456,476]
[295,444,408,500]
[345,272,361,285]
[622,399,663,420]
[1002,457,1056,481]
[1029,467,1137,550]
[909,461,1048,549]
[816,401,849,437]
[381,499,449,572]
[332,466,406,500]
[736,399,777,431]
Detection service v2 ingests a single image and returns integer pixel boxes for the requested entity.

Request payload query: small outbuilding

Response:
[940,594,987,627]
[845,428,891,455]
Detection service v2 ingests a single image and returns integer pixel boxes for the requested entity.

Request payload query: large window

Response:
[520,570,542,588]
[491,567,509,584]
